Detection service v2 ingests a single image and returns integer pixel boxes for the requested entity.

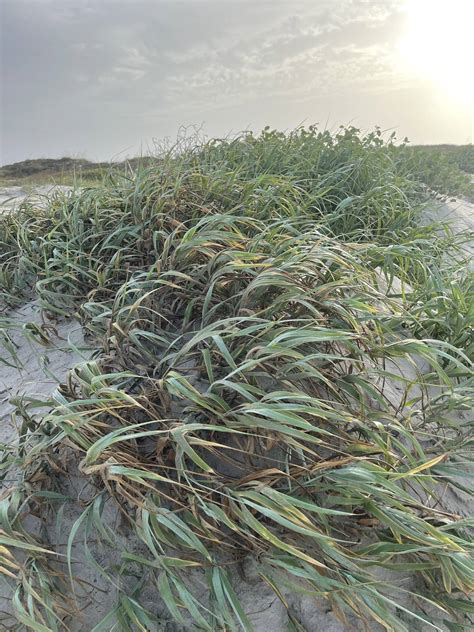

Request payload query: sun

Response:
[398,0,474,105]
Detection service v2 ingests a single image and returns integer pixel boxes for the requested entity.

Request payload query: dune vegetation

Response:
[0,156,155,188]
[1,135,472,198]
[404,144,474,201]
[0,127,473,631]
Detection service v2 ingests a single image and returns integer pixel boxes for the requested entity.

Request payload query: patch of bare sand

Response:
[423,197,474,258]
[429,198,474,233]
[0,185,73,213]
[0,301,86,446]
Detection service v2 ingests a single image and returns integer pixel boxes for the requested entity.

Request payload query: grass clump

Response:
[0,127,473,631]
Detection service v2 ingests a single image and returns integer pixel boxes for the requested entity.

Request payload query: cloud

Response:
[1,0,469,164]
[150,5,404,112]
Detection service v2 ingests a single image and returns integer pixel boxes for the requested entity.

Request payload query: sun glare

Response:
[399,0,474,105]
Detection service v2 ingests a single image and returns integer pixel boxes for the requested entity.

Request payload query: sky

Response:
[1,0,473,165]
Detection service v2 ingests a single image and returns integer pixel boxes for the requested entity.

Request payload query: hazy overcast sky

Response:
[1,0,473,164]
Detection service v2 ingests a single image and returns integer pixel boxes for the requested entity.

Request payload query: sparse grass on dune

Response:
[411,144,474,176]
[400,147,474,201]
[0,156,157,188]
[0,127,473,631]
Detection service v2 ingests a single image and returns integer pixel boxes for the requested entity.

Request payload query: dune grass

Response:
[0,156,156,189]
[0,127,473,631]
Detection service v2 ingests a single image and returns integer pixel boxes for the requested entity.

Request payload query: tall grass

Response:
[0,127,473,631]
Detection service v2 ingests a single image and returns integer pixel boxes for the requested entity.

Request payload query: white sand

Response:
[0,185,73,214]
[423,197,474,260]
